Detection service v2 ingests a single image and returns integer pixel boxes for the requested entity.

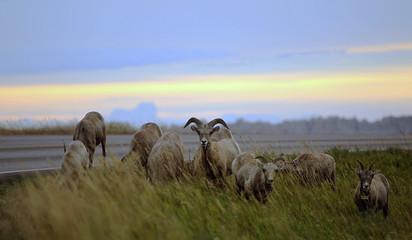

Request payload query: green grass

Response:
[1,147,411,239]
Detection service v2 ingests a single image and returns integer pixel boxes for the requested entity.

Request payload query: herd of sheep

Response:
[62,111,390,218]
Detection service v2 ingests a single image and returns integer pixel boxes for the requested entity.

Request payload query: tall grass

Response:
[1,147,411,239]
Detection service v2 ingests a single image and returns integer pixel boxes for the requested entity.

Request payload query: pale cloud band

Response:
[1,70,411,121]
[346,42,412,54]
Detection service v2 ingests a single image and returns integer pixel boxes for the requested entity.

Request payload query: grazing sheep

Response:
[235,155,284,203]
[278,153,336,190]
[73,111,106,168]
[184,117,241,182]
[121,122,162,171]
[61,140,89,183]
[354,160,389,218]
[146,131,185,185]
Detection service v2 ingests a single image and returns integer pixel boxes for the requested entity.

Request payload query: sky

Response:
[1,0,412,125]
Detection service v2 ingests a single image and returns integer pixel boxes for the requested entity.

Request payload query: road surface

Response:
[0,134,411,176]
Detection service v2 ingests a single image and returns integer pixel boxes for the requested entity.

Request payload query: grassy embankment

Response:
[0,147,411,239]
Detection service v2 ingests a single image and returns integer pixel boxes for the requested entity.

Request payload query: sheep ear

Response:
[212,126,220,134]
[256,160,264,169]
[190,126,198,132]
[373,170,379,175]
[354,168,360,174]
[278,162,285,170]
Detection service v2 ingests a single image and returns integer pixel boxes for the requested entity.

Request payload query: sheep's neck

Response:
[201,143,217,178]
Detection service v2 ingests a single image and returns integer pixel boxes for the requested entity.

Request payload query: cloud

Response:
[0,47,231,75]
[346,42,412,54]
[107,102,159,125]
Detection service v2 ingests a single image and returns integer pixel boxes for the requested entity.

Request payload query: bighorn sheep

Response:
[62,140,89,183]
[73,111,106,168]
[354,160,389,218]
[184,117,240,182]
[146,131,185,185]
[210,126,234,142]
[235,154,284,203]
[278,153,336,190]
[121,122,162,171]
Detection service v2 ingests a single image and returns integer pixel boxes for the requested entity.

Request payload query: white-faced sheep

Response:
[354,160,389,218]
[146,131,185,185]
[184,117,241,182]
[278,153,336,190]
[61,140,89,184]
[73,111,106,168]
[235,155,284,203]
[121,122,162,172]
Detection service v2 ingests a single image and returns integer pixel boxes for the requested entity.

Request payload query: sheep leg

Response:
[383,203,389,218]
[102,137,107,158]
[88,151,94,168]
[330,170,336,191]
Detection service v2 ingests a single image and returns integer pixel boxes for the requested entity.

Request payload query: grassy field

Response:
[0,147,411,239]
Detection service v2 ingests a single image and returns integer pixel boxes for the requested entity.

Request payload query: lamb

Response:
[235,155,284,203]
[61,140,89,183]
[121,122,162,171]
[277,153,336,190]
[354,160,389,218]
[146,131,185,185]
[73,111,106,168]
[184,117,241,182]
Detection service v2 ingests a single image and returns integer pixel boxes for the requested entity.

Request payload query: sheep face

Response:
[184,117,229,149]
[355,160,378,199]
[256,160,283,185]
[191,124,219,149]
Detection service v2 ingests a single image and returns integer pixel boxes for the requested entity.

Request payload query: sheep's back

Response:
[147,140,184,184]
[216,138,241,173]
[232,152,256,176]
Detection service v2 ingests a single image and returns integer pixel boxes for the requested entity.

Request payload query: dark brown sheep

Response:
[354,160,389,218]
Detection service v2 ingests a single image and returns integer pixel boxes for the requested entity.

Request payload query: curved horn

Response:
[368,160,376,170]
[183,117,203,128]
[255,156,268,163]
[208,118,229,129]
[357,160,365,170]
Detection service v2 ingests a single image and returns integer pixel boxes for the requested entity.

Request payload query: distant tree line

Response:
[227,116,412,135]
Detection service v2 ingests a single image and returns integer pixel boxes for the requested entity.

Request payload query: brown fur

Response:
[73,111,106,168]
[184,117,240,182]
[146,131,185,185]
[121,123,162,172]
[283,153,336,190]
[354,160,390,218]
[210,127,234,142]
[235,155,282,203]
[62,140,88,184]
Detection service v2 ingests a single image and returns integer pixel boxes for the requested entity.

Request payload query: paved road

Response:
[1,134,411,174]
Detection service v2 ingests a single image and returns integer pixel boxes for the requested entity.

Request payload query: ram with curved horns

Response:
[184,117,240,182]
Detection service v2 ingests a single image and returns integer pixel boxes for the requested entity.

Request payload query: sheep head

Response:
[255,156,283,185]
[184,117,229,149]
[355,160,378,198]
